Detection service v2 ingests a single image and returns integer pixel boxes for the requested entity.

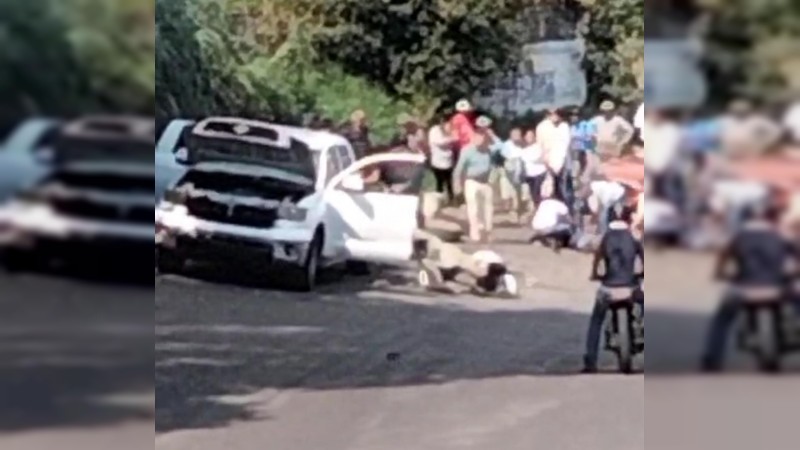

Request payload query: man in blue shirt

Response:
[454,122,503,242]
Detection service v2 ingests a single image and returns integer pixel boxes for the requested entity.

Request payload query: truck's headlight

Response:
[277,204,307,222]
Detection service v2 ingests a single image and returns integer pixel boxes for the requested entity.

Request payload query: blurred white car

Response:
[155,118,426,291]
[0,116,155,270]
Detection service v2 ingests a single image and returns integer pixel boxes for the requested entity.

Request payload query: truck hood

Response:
[185,132,315,183]
[53,136,153,165]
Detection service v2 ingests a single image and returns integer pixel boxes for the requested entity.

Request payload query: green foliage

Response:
[0,0,155,127]
[576,0,644,105]
[697,0,800,102]
[1,0,652,135]
[312,0,525,118]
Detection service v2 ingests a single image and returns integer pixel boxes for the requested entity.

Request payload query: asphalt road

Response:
[12,223,800,450]
[151,222,644,450]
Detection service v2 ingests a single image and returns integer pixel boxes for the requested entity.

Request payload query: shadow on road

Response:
[0,271,153,432]
[153,265,639,434]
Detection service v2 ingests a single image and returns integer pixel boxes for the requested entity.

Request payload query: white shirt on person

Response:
[521,143,547,177]
[428,125,455,170]
[783,102,800,143]
[643,120,682,174]
[634,104,645,142]
[590,180,626,209]
[531,199,571,233]
[536,119,571,173]
[593,115,635,148]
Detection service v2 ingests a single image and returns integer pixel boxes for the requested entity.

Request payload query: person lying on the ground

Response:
[413,224,511,295]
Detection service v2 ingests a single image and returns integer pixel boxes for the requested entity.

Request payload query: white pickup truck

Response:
[155,117,426,291]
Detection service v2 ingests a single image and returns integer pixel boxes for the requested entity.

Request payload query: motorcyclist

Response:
[583,203,644,373]
[701,201,799,372]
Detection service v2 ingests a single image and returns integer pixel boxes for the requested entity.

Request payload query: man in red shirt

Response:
[450,99,477,154]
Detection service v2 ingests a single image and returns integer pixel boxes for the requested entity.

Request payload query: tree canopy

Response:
[1,0,661,137]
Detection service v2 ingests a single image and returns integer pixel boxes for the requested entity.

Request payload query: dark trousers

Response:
[528,228,572,251]
[432,168,454,201]
[584,286,645,369]
[702,290,742,369]
[525,174,547,206]
[552,167,574,206]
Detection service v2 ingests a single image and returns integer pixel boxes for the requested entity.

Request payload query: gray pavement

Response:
[152,223,644,450]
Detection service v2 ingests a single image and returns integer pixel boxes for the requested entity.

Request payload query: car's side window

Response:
[324,148,342,186]
[335,145,354,170]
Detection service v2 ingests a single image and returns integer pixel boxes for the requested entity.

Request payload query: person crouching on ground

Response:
[454,126,502,243]
[528,177,573,252]
[585,178,641,236]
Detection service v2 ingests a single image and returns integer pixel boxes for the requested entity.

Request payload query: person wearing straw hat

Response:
[593,100,635,159]
[339,109,372,159]
[720,98,783,158]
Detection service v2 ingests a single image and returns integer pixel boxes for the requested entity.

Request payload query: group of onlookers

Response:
[323,99,644,247]
[642,96,800,249]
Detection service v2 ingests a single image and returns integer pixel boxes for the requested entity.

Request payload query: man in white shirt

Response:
[643,108,684,210]
[428,115,458,202]
[499,128,527,222]
[593,100,635,159]
[587,179,642,235]
[783,100,800,144]
[634,103,644,139]
[528,184,573,252]
[536,109,573,204]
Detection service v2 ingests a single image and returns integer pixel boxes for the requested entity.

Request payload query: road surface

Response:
[8,224,798,449]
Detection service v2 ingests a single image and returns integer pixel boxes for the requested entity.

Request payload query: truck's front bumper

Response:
[0,207,154,262]
[156,220,313,267]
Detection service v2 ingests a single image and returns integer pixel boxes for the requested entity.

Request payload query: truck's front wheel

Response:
[288,231,323,292]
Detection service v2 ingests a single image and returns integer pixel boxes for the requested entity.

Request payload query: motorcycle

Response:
[601,284,644,374]
[735,286,800,372]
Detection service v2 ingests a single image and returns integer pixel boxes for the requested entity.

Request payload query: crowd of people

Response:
[319,99,644,250]
[643,97,800,249]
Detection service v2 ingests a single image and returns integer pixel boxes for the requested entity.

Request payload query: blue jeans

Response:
[584,285,644,369]
[702,289,800,369]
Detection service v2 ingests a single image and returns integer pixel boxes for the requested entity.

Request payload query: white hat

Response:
[455,99,473,112]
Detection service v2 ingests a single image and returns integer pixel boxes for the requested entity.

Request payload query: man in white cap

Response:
[593,100,635,159]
